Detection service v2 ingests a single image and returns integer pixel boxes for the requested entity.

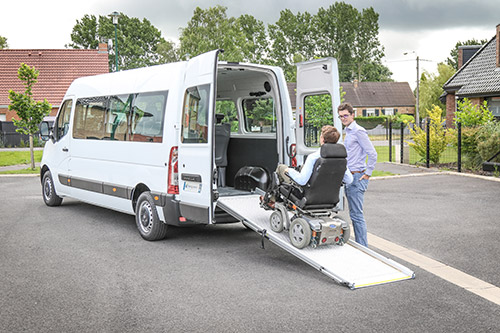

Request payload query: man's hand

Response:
[361,174,370,180]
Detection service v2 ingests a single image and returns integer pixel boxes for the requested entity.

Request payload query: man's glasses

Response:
[338,114,350,119]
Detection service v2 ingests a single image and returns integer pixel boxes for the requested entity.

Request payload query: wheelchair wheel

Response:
[269,211,284,233]
[289,218,311,249]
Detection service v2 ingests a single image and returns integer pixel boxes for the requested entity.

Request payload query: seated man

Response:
[277,125,353,186]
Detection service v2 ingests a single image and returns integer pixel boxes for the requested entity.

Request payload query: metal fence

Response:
[380,120,462,172]
[0,122,30,147]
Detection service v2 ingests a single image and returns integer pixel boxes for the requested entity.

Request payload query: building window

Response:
[488,99,500,117]
[385,108,394,116]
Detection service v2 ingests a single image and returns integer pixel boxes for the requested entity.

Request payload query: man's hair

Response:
[338,102,354,115]
[321,125,340,144]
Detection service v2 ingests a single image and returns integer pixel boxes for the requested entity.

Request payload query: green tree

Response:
[268,9,316,81]
[419,62,455,117]
[409,105,453,164]
[68,13,168,71]
[446,39,488,71]
[179,6,268,63]
[0,35,8,49]
[8,64,51,169]
[268,2,391,82]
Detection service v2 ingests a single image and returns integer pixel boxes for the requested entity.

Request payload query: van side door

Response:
[177,50,220,223]
[295,58,342,155]
[49,98,74,195]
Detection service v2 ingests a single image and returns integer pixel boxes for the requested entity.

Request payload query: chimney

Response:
[353,79,358,89]
[458,47,464,69]
[497,24,500,68]
[458,45,481,69]
[98,43,108,54]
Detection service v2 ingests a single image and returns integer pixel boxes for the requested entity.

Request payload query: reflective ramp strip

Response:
[217,195,414,289]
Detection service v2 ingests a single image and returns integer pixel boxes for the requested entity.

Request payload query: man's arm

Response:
[358,130,377,178]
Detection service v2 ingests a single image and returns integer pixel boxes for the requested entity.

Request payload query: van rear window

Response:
[181,85,210,143]
[73,91,167,143]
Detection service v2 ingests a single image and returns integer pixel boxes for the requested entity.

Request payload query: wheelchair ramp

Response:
[217,195,414,289]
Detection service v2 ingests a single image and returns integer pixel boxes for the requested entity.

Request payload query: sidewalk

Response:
[374,162,439,175]
[0,162,40,172]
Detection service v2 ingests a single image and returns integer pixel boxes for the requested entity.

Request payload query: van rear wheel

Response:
[135,192,168,241]
[42,170,63,206]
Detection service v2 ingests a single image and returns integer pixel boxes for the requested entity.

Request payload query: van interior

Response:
[214,64,282,198]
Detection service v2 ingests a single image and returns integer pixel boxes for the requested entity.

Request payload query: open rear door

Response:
[177,50,221,223]
[295,58,342,155]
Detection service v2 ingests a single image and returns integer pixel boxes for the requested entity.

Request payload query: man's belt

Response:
[351,170,366,174]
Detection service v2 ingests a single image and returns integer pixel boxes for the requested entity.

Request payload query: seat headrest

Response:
[320,143,347,158]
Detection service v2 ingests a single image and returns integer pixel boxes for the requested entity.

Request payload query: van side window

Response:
[74,96,108,140]
[108,94,132,141]
[303,93,332,147]
[242,98,276,133]
[130,92,167,143]
[55,100,72,141]
[215,100,239,133]
[73,91,167,143]
[181,85,210,143]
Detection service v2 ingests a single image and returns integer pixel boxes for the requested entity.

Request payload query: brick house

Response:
[287,81,416,117]
[442,24,500,128]
[0,44,109,122]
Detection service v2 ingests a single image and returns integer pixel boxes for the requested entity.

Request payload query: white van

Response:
[40,50,343,241]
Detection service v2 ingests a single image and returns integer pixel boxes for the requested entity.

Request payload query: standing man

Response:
[338,103,377,247]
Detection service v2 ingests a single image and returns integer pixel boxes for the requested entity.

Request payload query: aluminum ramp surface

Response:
[218,194,414,289]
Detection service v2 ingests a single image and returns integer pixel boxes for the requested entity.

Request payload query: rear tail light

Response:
[168,146,179,194]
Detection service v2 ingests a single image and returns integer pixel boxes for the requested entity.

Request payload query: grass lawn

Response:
[0,150,43,167]
[375,145,458,164]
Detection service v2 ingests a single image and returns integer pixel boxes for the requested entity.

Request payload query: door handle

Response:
[62,147,69,152]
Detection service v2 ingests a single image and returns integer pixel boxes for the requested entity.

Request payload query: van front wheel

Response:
[42,170,63,206]
[135,192,168,241]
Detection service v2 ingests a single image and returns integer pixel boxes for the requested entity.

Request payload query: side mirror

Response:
[39,121,52,141]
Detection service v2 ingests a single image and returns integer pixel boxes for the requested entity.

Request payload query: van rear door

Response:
[177,50,221,223]
[295,58,342,155]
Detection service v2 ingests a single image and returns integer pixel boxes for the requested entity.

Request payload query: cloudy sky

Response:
[1,0,498,88]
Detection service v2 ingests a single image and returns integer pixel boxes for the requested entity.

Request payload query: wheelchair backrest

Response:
[302,143,347,209]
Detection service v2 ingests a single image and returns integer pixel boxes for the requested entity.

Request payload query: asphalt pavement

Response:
[0,172,499,332]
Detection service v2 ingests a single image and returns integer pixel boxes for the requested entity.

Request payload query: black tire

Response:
[135,192,168,241]
[289,218,311,249]
[42,170,63,206]
[269,211,284,233]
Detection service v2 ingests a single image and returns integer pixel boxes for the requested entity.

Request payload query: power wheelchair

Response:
[260,143,350,249]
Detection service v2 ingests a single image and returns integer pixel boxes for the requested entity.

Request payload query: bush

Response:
[477,122,500,163]
[453,98,495,169]
[408,105,454,164]
[384,114,415,129]
[455,99,494,127]
[354,116,387,130]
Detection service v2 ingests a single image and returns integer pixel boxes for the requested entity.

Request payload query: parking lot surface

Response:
[0,174,499,332]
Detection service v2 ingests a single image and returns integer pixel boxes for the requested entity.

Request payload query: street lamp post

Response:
[404,51,420,125]
[110,11,119,72]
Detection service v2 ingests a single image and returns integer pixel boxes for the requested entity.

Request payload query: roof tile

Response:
[0,49,109,107]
